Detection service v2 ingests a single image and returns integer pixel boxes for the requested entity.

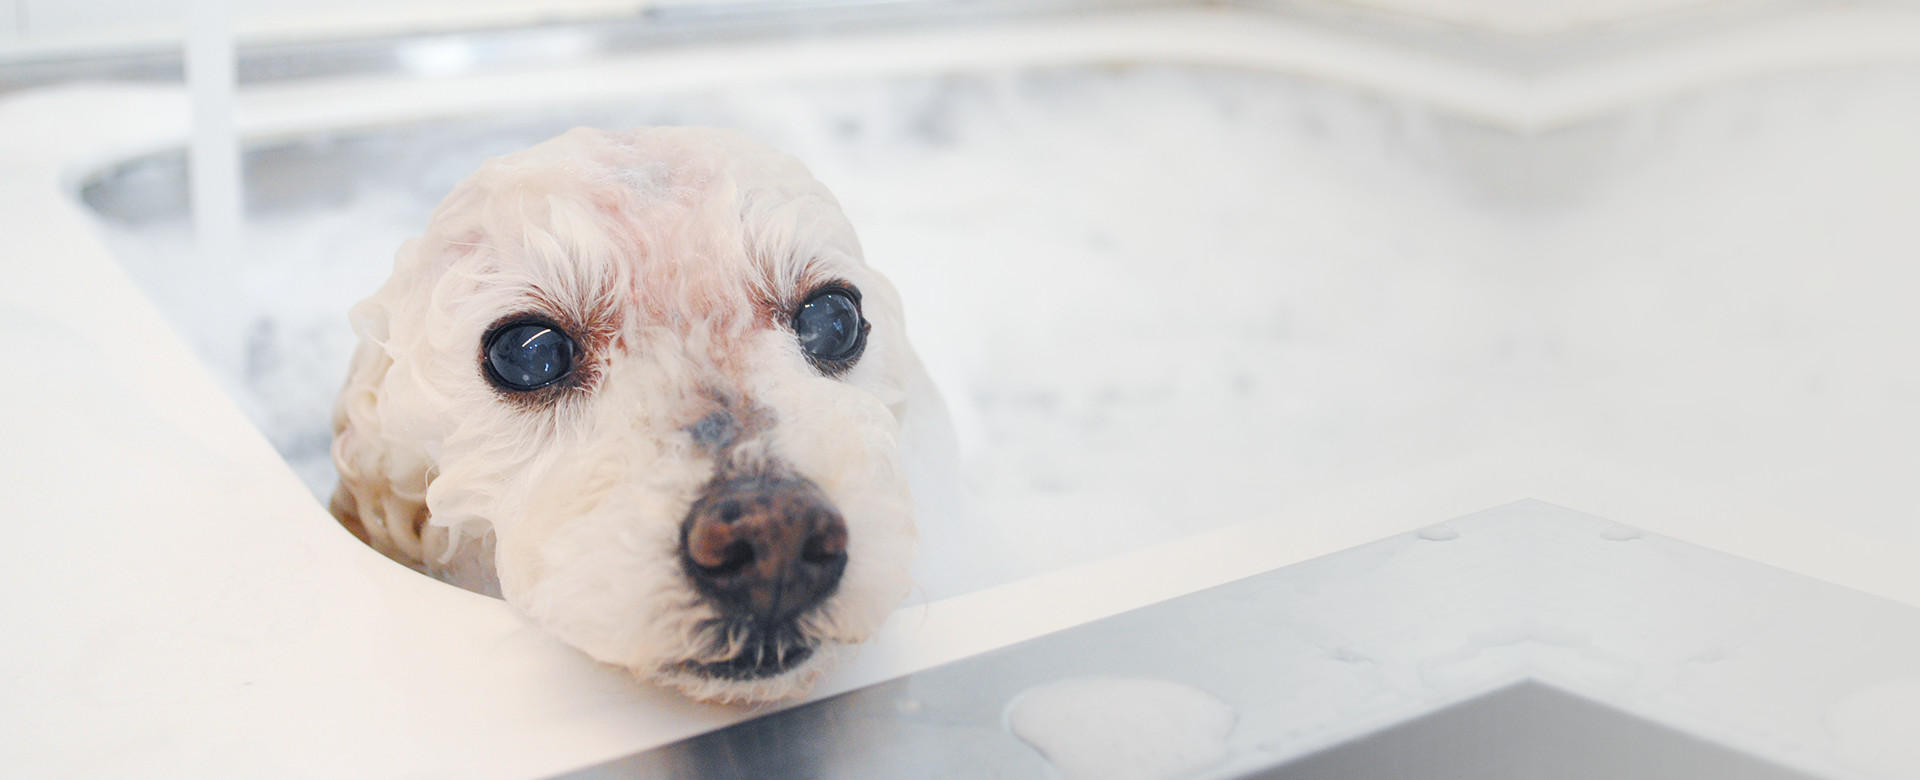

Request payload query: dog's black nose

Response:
[681,475,848,623]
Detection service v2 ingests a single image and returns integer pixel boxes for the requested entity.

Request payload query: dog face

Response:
[330,127,920,702]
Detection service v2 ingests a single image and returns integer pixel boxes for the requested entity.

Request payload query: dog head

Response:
[330,127,920,702]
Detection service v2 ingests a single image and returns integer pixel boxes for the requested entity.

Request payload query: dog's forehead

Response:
[428,127,864,323]
[478,129,855,279]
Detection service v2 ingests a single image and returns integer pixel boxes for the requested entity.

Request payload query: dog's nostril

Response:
[801,526,847,565]
[716,501,745,524]
[697,540,756,577]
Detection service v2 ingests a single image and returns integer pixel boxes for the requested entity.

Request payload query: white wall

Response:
[2,1,22,45]
[1323,0,1727,35]
[5,0,1866,60]
[1,0,665,54]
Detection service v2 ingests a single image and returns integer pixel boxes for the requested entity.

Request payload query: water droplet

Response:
[1007,677,1236,780]
[1419,525,1460,541]
[1600,525,1641,541]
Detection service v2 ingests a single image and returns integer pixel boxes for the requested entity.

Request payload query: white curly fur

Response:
[329,127,949,703]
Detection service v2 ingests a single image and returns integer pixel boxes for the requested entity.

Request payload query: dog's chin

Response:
[651,620,844,704]
[679,643,814,681]
[655,643,839,705]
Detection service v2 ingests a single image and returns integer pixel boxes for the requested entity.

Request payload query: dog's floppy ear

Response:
[329,293,434,568]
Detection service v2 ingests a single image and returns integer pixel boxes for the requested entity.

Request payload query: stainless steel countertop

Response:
[556,501,1919,779]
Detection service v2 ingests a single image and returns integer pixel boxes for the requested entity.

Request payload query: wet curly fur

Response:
[329,126,945,703]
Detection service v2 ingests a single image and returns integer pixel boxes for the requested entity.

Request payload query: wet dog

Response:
[329,127,948,703]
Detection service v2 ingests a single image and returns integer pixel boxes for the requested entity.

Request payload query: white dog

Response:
[329,126,955,703]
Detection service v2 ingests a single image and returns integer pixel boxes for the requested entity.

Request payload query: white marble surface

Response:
[7,4,1920,777]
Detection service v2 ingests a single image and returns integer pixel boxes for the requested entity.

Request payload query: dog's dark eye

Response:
[793,288,866,370]
[484,321,575,391]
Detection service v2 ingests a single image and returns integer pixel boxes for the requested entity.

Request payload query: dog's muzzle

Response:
[679,472,848,677]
